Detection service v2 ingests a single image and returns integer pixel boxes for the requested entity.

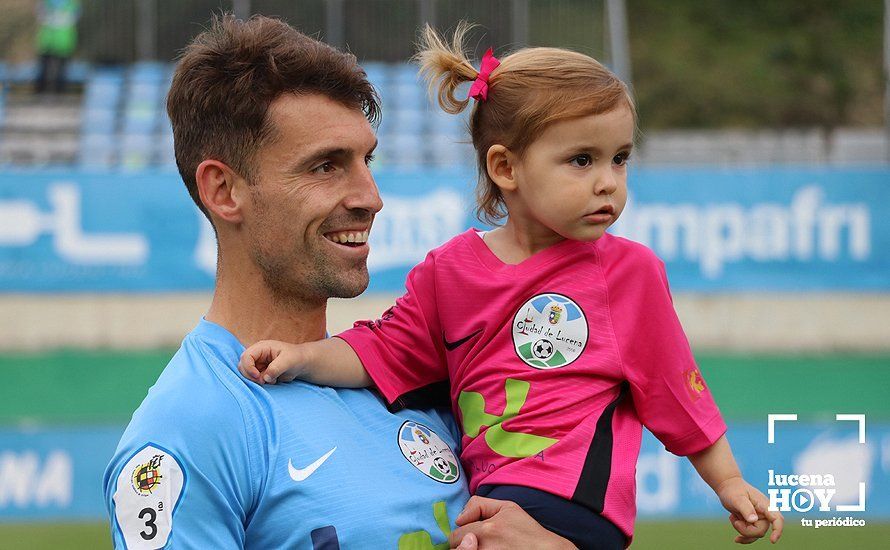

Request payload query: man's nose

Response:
[346,164,383,214]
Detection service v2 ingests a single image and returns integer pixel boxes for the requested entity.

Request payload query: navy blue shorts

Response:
[476,485,626,550]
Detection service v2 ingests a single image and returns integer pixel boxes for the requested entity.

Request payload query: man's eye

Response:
[613,152,630,166]
[365,154,375,166]
[312,162,336,174]
[570,154,592,167]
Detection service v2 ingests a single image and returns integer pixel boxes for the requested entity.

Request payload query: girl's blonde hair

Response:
[416,22,635,224]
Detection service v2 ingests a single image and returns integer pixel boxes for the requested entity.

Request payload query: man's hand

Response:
[716,477,784,544]
[448,496,576,550]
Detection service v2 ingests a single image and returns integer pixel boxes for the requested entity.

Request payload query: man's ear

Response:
[195,160,247,224]
[486,144,518,192]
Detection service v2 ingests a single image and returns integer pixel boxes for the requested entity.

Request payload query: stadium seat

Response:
[130,61,168,83]
[427,135,473,168]
[66,60,90,85]
[362,61,388,91]
[120,133,155,169]
[157,130,176,168]
[382,134,427,168]
[429,110,466,139]
[7,62,37,85]
[84,69,124,110]
[78,132,117,168]
[389,108,429,136]
[82,108,116,134]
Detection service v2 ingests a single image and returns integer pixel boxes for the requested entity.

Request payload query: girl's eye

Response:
[570,154,592,167]
[613,152,630,166]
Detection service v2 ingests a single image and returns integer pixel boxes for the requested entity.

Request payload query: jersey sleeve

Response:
[103,378,260,549]
[337,252,447,405]
[604,243,726,456]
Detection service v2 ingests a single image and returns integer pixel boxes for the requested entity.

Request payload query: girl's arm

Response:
[687,435,784,544]
[238,337,372,388]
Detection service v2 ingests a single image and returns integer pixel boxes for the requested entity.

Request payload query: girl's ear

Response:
[486,144,518,192]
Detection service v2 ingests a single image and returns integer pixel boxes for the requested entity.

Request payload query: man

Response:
[102,14,570,549]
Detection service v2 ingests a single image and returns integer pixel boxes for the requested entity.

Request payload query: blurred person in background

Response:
[34,0,80,94]
[102,14,571,549]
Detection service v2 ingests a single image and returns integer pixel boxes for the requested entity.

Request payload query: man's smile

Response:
[322,228,371,254]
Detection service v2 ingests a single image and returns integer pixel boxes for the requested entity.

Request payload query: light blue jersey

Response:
[103,319,469,549]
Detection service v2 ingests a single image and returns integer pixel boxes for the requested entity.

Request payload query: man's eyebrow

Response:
[292,140,379,172]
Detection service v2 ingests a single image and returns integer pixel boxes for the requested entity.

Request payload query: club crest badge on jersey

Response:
[397,421,460,484]
[113,443,186,550]
[512,293,588,369]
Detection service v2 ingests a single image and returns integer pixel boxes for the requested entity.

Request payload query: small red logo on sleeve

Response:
[684,368,706,401]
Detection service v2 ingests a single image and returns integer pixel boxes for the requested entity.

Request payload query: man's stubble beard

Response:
[253,237,370,307]
[248,191,372,306]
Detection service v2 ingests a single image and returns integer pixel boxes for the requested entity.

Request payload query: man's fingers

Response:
[452,532,478,550]
[734,535,759,544]
[448,522,483,548]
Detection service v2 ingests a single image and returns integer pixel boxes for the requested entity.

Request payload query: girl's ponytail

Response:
[415,22,478,114]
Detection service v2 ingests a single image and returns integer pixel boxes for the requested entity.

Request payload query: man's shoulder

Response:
[111,330,268,472]
[134,333,252,426]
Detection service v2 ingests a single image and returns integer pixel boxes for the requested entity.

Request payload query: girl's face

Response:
[510,104,634,244]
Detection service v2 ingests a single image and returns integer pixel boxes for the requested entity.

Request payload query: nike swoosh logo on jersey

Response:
[443,329,482,351]
[288,447,336,482]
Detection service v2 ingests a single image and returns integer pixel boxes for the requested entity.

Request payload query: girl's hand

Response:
[238,340,311,384]
[716,476,784,544]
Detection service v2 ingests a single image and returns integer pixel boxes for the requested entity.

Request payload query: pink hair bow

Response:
[468,48,500,102]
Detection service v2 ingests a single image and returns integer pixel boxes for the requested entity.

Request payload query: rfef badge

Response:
[113,443,186,549]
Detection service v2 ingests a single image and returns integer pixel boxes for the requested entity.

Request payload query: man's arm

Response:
[103,386,258,549]
[448,497,576,549]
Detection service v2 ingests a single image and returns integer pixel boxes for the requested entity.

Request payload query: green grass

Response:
[0,523,110,550]
[633,520,890,549]
[1,521,888,549]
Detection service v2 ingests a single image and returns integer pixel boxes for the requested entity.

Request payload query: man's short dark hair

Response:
[166,14,381,221]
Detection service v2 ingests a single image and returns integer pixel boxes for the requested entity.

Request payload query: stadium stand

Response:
[0,60,887,170]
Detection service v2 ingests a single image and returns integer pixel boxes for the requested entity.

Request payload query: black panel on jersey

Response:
[572,381,630,512]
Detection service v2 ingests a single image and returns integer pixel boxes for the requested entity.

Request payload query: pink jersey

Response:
[338,229,726,541]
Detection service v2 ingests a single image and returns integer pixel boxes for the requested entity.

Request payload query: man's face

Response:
[243,93,381,304]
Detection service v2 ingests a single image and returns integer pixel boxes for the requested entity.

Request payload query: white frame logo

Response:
[766,413,867,522]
